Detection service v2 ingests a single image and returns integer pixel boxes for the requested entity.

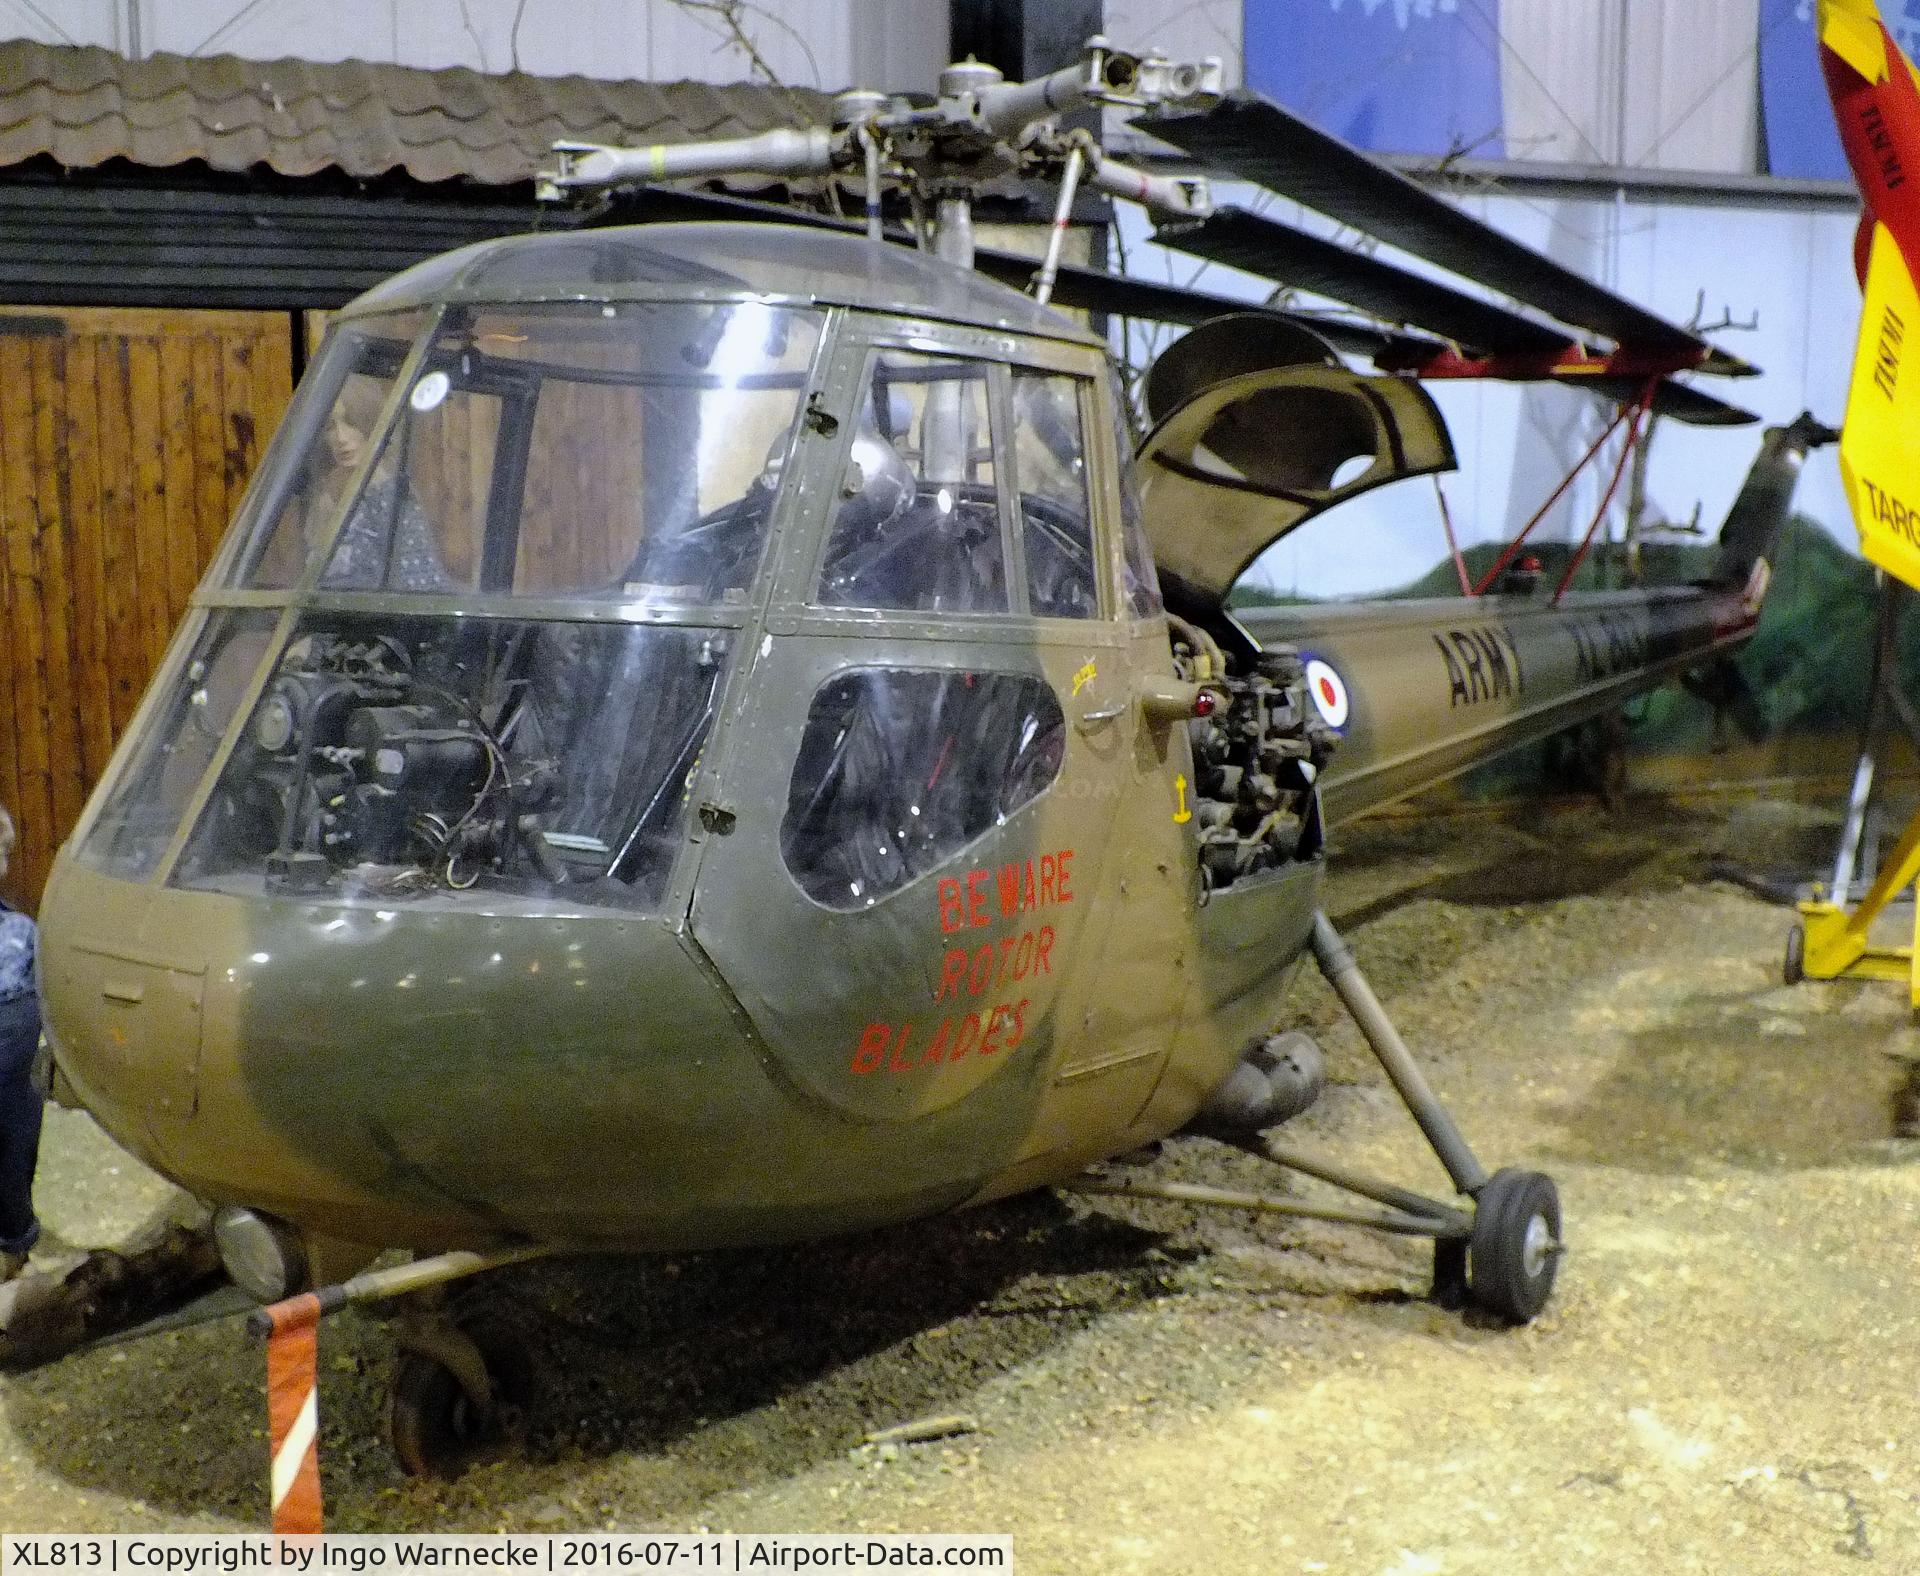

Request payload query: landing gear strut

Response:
[1077,910,1564,1324]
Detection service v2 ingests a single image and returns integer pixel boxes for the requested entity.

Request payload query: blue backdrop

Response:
[1244,0,1506,159]
[1760,0,1852,180]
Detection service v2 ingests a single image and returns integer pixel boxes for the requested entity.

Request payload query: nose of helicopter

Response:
[38,859,780,1252]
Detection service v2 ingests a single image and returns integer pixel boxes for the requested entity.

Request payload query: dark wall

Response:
[951,0,1103,79]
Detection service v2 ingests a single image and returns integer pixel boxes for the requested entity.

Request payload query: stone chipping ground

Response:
[2,793,1919,1574]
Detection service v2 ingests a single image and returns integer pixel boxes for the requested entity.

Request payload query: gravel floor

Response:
[3,793,1917,1574]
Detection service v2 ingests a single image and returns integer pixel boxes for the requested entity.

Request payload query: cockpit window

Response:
[1012,371,1098,618]
[1110,378,1165,618]
[174,612,729,911]
[321,372,491,594]
[232,312,425,589]
[816,351,1011,615]
[78,610,279,878]
[781,667,1064,909]
[250,302,821,605]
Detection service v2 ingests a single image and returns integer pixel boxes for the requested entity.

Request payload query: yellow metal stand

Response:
[1786,575,1920,1005]
[1792,801,1920,1006]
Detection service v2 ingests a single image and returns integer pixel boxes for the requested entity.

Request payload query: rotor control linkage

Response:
[536,36,1220,277]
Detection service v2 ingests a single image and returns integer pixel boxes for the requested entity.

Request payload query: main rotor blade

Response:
[969,248,1430,358]
[1138,93,1758,377]
[1160,206,1575,356]
[589,179,1437,359]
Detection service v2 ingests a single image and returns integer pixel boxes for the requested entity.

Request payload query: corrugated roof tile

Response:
[0,39,831,186]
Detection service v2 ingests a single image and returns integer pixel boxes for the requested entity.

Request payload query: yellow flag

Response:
[1839,223,1920,589]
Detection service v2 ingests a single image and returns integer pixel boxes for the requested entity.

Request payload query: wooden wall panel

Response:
[516,380,651,594]
[0,306,294,912]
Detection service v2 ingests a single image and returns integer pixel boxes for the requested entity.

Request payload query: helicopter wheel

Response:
[1466,1168,1561,1325]
[1783,923,1805,986]
[387,1312,537,1479]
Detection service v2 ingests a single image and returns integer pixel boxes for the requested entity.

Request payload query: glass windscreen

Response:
[232,313,425,589]
[1109,375,1164,618]
[816,350,1011,614]
[79,610,279,878]
[1012,370,1098,618]
[239,302,821,605]
[175,612,729,910]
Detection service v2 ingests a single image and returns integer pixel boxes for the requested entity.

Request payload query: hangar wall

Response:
[0,306,292,907]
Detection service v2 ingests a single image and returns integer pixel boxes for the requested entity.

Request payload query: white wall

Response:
[0,0,948,91]
[1115,182,1861,599]
[1497,0,1760,172]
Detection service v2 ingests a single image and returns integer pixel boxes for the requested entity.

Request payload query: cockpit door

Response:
[685,330,1133,1204]
[995,372,1202,1183]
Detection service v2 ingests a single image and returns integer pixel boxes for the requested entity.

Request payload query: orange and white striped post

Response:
[260,1291,326,1535]
[244,1241,551,1532]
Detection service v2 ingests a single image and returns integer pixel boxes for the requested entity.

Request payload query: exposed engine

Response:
[1170,614,1337,890]
[215,630,547,892]
[178,616,726,905]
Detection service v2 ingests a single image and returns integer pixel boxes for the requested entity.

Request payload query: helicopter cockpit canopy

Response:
[70,223,1116,919]
[234,297,821,605]
[80,276,830,912]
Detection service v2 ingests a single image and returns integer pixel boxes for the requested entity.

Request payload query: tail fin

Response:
[1711,412,1839,592]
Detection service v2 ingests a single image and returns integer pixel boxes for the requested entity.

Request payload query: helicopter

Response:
[27,36,1826,1500]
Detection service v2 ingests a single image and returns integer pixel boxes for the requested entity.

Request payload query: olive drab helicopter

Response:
[32,37,1825,1490]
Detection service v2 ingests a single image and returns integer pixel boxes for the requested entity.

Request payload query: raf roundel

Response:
[1304,658,1350,730]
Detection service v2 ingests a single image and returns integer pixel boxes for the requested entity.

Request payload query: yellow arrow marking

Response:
[1173,773,1192,823]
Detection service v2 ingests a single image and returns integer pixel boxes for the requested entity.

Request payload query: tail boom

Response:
[1237,419,1826,823]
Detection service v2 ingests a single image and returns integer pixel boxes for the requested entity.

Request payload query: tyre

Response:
[1784,923,1805,987]
[387,1313,537,1478]
[1467,1168,1561,1325]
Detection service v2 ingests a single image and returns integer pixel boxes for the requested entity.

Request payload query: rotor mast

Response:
[539,37,1222,299]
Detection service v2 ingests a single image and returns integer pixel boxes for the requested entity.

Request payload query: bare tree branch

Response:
[667,0,784,86]
[509,0,531,74]
[456,0,491,72]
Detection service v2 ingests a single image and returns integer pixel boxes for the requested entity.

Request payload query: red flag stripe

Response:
[266,1317,323,1535]
[1824,21,1920,278]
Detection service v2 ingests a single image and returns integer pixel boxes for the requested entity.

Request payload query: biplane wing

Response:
[1835,224,1920,586]
[1818,0,1920,588]
[1132,91,1761,426]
